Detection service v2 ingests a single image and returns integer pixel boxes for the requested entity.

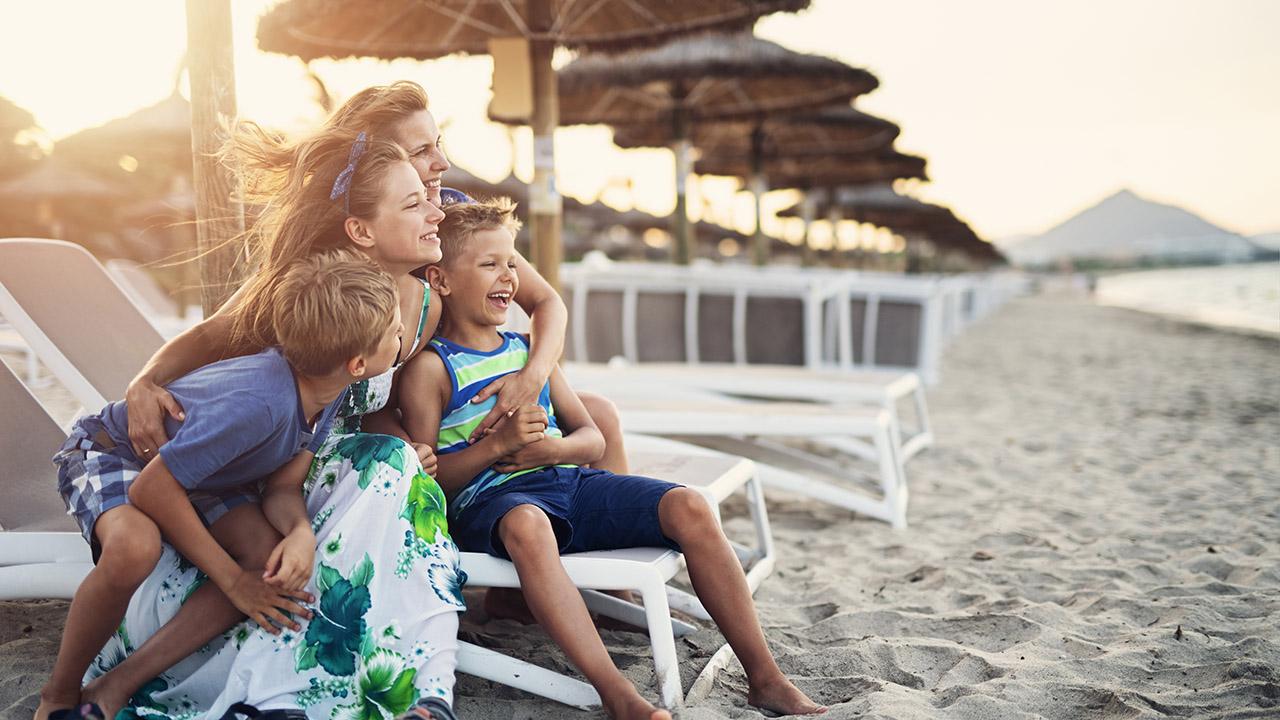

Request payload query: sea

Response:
[1095,261,1280,337]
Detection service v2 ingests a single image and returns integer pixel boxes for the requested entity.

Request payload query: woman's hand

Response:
[125,377,185,461]
[263,527,317,593]
[493,435,562,474]
[411,442,438,477]
[468,368,548,442]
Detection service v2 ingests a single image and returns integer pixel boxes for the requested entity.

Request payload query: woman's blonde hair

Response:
[222,125,409,357]
[326,80,430,139]
[272,248,398,376]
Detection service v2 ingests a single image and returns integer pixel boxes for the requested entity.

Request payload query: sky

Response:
[1,0,1278,242]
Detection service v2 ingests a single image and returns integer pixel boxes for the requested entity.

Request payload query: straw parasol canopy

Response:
[258,0,811,290]
[0,95,45,182]
[526,31,876,265]
[0,157,123,201]
[56,91,194,196]
[777,186,1003,267]
[613,105,898,159]
[696,146,927,190]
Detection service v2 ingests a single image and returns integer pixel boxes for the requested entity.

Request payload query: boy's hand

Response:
[494,434,561,473]
[263,527,316,592]
[224,569,313,634]
[469,370,545,442]
[488,404,548,456]
[411,442,438,477]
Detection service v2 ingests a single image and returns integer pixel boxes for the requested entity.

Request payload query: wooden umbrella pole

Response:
[825,186,844,267]
[186,0,245,316]
[670,88,692,265]
[528,0,562,293]
[800,191,816,267]
[750,126,768,266]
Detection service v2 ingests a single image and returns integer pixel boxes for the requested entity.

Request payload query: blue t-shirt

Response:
[99,347,343,491]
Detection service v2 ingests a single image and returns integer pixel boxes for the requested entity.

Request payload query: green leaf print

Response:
[297,643,319,671]
[317,564,342,593]
[351,554,375,587]
[335,434,409,490]
[399,469,449,546]
[331,648,418,720]
[300,560,374,676]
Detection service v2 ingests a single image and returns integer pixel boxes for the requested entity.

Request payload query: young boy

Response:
[39,249,405,720]
[400,199,826,720]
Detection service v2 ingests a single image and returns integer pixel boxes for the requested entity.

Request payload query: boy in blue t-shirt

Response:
[39,250,405,720]
[400,200,825,719]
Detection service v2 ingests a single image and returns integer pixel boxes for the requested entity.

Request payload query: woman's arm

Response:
[125,286,247,458]
[466,252,567,441]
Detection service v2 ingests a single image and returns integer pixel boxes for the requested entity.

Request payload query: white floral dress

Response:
[86,280,467,720]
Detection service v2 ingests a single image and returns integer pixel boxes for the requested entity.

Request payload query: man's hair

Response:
[271,248,398,376]
[437,197,522,266]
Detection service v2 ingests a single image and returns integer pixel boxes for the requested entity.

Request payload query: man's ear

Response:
[345,216,375,249]
[426,265,450,296]
[347,354,368,379]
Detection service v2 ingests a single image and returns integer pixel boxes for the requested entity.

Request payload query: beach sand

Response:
[3,293,1278,719]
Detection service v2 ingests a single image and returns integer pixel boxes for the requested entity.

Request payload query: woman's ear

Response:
[345,216,375,249]
[426,265,450,296]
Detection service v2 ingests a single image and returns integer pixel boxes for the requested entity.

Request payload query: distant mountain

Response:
[1007,189,1258,267]
[1250,231,1280,251]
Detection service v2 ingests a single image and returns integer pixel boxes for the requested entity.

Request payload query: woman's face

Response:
[364,160,444,270]
[393,110,450,206]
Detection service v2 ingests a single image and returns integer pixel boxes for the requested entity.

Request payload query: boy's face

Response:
[442,227,519,327]
[363,302,404,378]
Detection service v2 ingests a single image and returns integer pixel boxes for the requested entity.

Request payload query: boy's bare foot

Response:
[33,689,80,720]
[747,675,827,716]
[79,673,131,720]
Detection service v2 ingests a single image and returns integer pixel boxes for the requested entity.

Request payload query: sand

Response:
[3,293,1278,719]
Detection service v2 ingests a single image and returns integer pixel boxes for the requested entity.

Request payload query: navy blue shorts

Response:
[449,466,682,560]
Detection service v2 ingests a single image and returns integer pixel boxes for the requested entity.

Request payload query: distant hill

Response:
[1007,189,1259,267]
[1250,231,1280,251]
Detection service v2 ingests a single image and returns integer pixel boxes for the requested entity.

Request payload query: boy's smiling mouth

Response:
[486,291,511,310]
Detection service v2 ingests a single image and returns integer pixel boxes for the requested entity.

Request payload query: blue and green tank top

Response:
[430,331,565,513]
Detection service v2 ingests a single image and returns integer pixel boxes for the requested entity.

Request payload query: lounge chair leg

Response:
[455,641,600,710]
[639,575,683,710]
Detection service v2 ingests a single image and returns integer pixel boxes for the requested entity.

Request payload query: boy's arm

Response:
[260,451,318,591]
[494,365,605,472]
[128,457,309,632]
[399,350,541,498]
[467,252,568,441]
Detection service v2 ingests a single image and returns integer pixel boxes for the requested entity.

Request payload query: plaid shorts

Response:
[54,416,260,562]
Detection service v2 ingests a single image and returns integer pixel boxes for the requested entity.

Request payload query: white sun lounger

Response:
[0,237,774,710]
[566,360,934,461]
[0,358,95,600]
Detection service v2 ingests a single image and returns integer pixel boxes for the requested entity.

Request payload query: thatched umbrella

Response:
[0,158,123,201]
[778,187,1002,268]
[0,96,44,183]
[532,32,877,265]
[696,146,926,264]
[258,0,811,291]
[612,104,897,265]
[56,91,194,197]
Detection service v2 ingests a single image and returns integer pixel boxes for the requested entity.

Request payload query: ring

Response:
[143,448,152,454]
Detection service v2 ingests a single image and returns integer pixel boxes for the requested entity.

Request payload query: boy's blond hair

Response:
[270,248,398,376]
[437,197,522,266]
